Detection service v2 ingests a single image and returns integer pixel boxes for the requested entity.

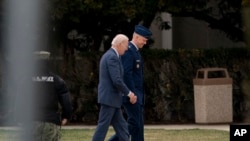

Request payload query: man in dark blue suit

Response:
[109,25,152,141]
[92,34,137,141]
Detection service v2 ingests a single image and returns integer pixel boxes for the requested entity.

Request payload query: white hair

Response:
[111,34,129,46]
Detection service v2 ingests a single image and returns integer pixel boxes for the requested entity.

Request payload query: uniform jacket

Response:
[121,42,144,104]
[98,48,130,108]
[15,59,72,126]
[32,72,72,125]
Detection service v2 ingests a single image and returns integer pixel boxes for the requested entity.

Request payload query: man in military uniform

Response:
[109,25,152,141]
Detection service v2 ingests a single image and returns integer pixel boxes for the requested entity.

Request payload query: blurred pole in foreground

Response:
[2,0,47,140]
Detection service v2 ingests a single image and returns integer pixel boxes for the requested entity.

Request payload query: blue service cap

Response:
[134,25,152,39]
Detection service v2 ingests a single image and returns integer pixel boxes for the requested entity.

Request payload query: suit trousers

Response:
[92,104,129,141]
[109,102,144,141]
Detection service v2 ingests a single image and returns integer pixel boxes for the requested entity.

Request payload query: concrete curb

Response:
[62,124,230,131]
[0,124,230,131]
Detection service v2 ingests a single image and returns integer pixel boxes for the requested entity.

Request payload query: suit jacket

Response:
[98,48,130,108]
[121,42,144,104]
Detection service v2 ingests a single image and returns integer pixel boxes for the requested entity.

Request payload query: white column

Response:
[161,12,173,49]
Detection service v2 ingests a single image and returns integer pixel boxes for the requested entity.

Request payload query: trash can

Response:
[193,67,233,123]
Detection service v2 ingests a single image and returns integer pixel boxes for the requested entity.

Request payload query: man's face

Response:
[118,40,129,55]
[136,36,148,49]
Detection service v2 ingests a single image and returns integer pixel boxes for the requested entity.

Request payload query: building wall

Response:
[150,13,246,49]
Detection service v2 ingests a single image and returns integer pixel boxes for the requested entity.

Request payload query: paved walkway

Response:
[0,124,230,131]
[62,124,230,131]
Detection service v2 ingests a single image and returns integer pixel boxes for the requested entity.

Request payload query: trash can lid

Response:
[193,67,232,85]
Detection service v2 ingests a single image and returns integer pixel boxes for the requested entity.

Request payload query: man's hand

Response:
[61,118,68,125]
[128,92,137,104]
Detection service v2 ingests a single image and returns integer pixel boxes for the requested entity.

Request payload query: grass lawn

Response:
[0,128,229,141]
